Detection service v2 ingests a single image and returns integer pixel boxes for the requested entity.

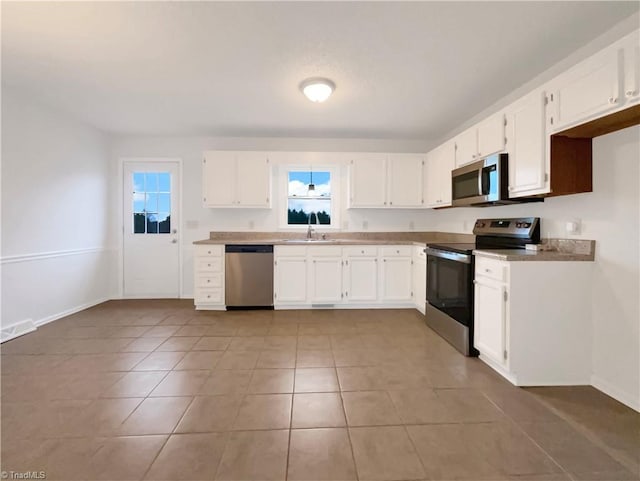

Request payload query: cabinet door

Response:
[477,113,506,159]
[507,91,547,197]
[474,278,507,367]
[412,251,426,311]
[380,257,412,302]
[438,140,456,207]
[551,48,622,131]
[349,156,387,207]
[623,32,640,105]
[236,152,271,207]
[387,154,424,207]
[455,128,478,167]
[344,256,378,302]
[424,141,454,208]
[274,257,307,304]
[308,257,343,303]
[203,152,236,206]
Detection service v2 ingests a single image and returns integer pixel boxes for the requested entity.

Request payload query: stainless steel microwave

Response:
[451,154,510,207]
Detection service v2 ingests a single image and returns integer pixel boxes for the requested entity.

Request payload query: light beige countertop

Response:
[193,238,427,246]
[474,240,595,262]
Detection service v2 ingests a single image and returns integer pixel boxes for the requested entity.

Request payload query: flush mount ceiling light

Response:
[300,78,335,103]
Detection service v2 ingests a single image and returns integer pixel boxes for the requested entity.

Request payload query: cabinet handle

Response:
[389,201,393,205]
[609,97,618,104]
[472,154,477,159]
[626,90,638,97]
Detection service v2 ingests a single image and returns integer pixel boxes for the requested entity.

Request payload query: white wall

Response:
[1,87,111,331]
[110,136,436,298]
[432,126,640,410]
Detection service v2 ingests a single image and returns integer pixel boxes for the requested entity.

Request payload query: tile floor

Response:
[1,300,638,481]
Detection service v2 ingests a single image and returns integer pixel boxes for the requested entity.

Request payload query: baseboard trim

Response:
[1,319,37,343]
[34,297,110,328]
[591,375,640,412]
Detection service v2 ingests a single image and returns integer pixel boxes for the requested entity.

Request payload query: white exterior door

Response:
[123,161,180,298]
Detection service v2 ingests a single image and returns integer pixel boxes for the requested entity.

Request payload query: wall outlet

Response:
[566,219,582,235]
[409,221,415,230]
[362,220,368,230]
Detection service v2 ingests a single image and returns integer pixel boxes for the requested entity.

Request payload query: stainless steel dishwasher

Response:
[225,245,274,308]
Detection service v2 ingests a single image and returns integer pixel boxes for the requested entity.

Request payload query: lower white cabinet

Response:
[193,245,225,310]
[343,247,379,303]
[473,254,592,386]
[380,246,413,303]
[308,247,344,303]
[274,244,415,308]
[412,245,427,314]
[274,247,307,304]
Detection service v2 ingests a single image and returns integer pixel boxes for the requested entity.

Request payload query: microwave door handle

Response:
[478,170,484,196]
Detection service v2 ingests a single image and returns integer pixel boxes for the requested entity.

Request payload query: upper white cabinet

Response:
[547,48,622,133]
[455,112,506,167]
[622,31,640,106]
[203,151,271,208]
[349,154,424,208]
[505,90,548,197]
[424,140,455,208]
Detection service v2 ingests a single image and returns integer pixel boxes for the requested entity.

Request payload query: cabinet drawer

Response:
[475,256,508,282]
[343,246,378,257]
[414,245,427,259]
[381,246,412,257]
[195,288,223,304]
[196,273,223,288]
[195,245,223,257]
[195,258,222,273]
[308,246,343,257]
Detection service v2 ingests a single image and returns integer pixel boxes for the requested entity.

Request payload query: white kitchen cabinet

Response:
[274,246,307,305]
[455,112,506,167]
[343,246,379,303]
[349,154,424,208]
[506,90,548,197]
[547,47,622,133]
[194,244,225,310]
[424,140,455,208]
[412,245,427,314]
[348,155,388,207]
[387,154,424,207]
[622,30,640,106]
[380,246,413,303]
[473,253,592,386]
[203,151,271,208]
[308,247,344,303]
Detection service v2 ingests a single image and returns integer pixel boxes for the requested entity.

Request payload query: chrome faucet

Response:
[307,212,319,240]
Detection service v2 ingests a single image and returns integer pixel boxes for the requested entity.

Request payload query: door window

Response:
[132,172,171,234]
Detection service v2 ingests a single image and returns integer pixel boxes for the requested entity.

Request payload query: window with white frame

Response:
[286,168,335,227]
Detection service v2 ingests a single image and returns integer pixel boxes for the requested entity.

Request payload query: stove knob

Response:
[516,222,522,228]
[523,222,530,228]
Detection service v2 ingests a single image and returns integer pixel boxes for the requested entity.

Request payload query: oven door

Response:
[426,248,473,327]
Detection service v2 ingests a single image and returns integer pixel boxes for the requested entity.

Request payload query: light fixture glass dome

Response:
[300,78,335,103]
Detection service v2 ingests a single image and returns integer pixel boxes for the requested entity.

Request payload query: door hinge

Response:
[544,173,549,182]
[345,260,348,266]
[503,116,507,126]
[274,292,277,299]
[503,349,508,360]
[411,260,414,265]
[550,93,554,102]
[504,136,508,145]
[203,158,206,164]
[550,116,554,125]
[341,261,344,266]
[544,96,549,106]
[422,160,425,165]
[341,293,344,298]
[503,291,508,302]
[345,291,348,297]
[203,197,206,202]
[274,260,277,266]
[411,291,414,297]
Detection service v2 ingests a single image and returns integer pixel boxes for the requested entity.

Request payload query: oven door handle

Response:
[425,247,472,264]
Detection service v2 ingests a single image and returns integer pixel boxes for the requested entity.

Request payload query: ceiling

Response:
[2,1,638,140]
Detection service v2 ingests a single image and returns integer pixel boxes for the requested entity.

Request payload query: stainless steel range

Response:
[425,217,540,356]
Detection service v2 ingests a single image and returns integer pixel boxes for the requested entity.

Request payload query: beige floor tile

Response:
[247,368,294,394]
[122,337,165,352]
[145,432,228,480]
[101,371,167,398]
[133,351,186,371]
[199,369,252,395]
[142,325,181,337]
[263,335,297,350]
[174,351,223,370]
[175,395,243,433]
[49,372,125,399]
[205,325,238,336]
[389,388,504,424]
[193,336,233,351]
[216,350,260,370]
[288,428,357,480]
[150,370,211,396]
[232,394,292,430]
[349,426,426,481]
[256,349,296,368]
[336,366,381,391]
[174,325,209,337]
[297,335,331,350]
[215,430,289,481]
[407,422,562,479]
[292,392,346,428]
[295,368,340,392]
[267,324,298,336]
[228,336,266,350]
[87,435,167,480]
[333,348,377,367]
[342,391,402,426]
[119,397,192,435]
[296,349,335,368]
[156,336,201,351]
[67,397,143,436]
